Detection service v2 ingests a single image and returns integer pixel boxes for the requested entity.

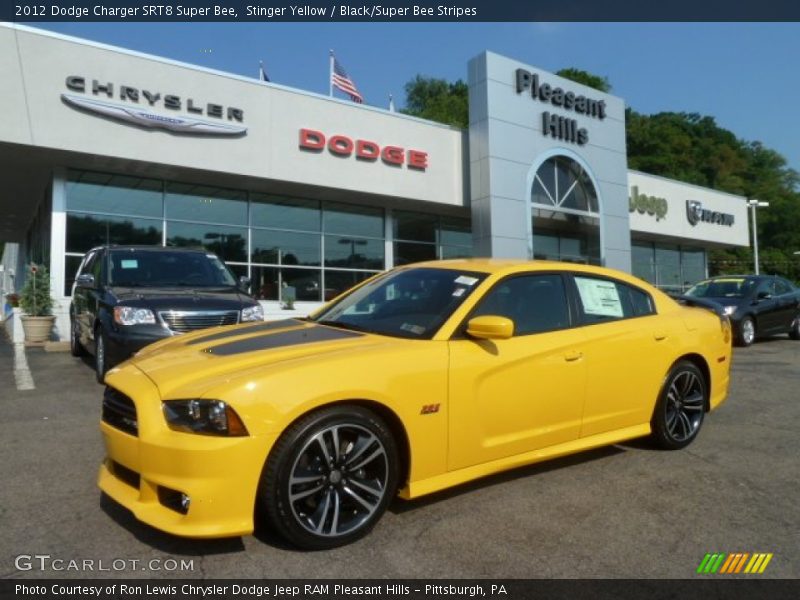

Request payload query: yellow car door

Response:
[447,273,587,471]
[569,274,674,437]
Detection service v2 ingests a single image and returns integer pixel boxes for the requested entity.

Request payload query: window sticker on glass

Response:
[452,287,467,297]
[399,323,426,335]
[575,277,623,317]
[120,260,138,269]
[454,275,479,286]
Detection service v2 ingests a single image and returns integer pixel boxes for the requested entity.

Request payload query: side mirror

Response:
[238,275,251,290]
[756,291,772,301]
[76,273,95,289]
[466,315,514,340]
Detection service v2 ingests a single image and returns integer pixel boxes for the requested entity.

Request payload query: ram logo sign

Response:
[686,200,735,227]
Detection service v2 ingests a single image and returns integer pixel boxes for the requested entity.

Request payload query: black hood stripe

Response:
[204,325,363,356]
[187,319,304,345]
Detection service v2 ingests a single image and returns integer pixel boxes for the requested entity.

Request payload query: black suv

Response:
[70,246,263,381]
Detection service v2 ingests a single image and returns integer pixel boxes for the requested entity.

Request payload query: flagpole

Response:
[329,49,334,97]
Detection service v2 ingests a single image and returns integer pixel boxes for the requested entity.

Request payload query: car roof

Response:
[404,258,652,285]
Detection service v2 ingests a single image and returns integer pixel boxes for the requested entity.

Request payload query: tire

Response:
[69,317,85,357]
[789,315,800,340]
[651,360,707,450]
[736,316,756,347]
[259,405,399,550]
[95,326,108,383]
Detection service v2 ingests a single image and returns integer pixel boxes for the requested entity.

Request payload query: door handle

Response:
[564,350,583,362]
[654,331,668,341]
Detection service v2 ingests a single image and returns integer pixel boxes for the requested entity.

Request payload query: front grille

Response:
[102,387,138,436]
[159,310,239,334]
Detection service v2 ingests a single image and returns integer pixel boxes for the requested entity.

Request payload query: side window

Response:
[78,252,96,280]
[756,279,772,297]
[90,251,104,283]
[626,285,656,317]
[574,276,654,323]
[774,279,791,296]
[472,274,570,336]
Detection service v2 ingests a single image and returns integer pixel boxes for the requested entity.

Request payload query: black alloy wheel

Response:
[651,360,707,450]
[70,317,84,357]
[260,405,398,550]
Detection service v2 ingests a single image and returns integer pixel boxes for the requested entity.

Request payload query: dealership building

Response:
[0,23,750,340]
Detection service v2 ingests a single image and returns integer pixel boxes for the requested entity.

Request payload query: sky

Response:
[25,21,800,173]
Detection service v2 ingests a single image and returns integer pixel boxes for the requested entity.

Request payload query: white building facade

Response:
[0,24,749,341]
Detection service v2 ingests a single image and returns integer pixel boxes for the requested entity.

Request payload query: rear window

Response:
[574,276,655,323]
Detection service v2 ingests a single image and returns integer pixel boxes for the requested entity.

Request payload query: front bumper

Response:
[104,326,172,366]
[98,366,277,538]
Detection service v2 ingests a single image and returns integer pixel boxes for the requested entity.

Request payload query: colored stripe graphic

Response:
[700,552,773,574]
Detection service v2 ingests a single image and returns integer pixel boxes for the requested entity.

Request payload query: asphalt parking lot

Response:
[1,335,797,579]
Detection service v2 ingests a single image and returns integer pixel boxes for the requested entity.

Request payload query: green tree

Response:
[401,75,468,128]
[555,68,611,93]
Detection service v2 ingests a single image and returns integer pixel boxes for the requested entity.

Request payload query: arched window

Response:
[531,156,599,215]
[530,155,602,265]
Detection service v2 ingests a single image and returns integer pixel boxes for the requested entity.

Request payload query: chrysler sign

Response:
[62,76,247,136]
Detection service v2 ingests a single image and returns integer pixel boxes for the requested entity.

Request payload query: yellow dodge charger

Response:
[98,259,732,549]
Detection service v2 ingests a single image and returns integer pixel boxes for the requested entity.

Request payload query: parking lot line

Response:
[13,343,35,390]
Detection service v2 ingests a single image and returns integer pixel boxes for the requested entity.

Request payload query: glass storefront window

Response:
[67,170,163,218]
[441,245,473,259]
[681,248,706,289]
[440,217,472,247]
[324,235,384,270]
[395,242,437,266]
[394,211,437,243]
[166,221,247,263]
[64,255,84,296]
[324,270,374,301]
[632,242,656,285]
[66,213,162,254]
[61,169,472,299]
[655,245,682,293]
[165,183,247,225]
[251,195,321,231]
[251,229,321,266]
[250,266,322,302]
[323,202,384,238]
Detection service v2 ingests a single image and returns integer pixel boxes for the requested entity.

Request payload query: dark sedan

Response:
[70,246,263,382]
[685,275,800,346]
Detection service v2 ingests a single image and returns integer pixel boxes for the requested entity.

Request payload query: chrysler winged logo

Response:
[62,94,248,136]
[686,200,703,226]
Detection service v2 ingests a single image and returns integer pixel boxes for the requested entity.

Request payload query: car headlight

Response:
[163,400,248,436]
[723,305,738,316]
[241,304,264,322]
[113,306,156,325]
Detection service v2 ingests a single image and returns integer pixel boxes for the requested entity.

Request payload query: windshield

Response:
[311,267,488,339]
[108,249,238,287]
[686,278,756,299]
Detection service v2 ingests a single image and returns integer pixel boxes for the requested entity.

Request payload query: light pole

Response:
[748,199,769,275]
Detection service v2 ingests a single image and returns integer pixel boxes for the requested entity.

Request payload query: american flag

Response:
[331,56,363,103]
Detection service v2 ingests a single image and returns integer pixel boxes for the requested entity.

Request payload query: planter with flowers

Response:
[19,264,56,343]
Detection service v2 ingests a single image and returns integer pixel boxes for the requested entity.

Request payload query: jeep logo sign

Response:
[686,200,735,227]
